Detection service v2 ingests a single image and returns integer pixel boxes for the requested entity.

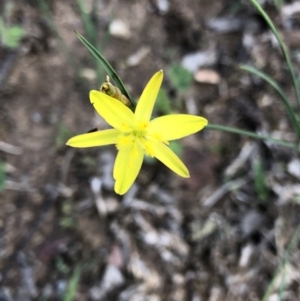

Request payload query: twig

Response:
[202,177,249,208]
[0,140,22,155]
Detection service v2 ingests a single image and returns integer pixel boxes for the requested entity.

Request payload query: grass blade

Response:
[76,0,106,83]
[250,0,300,112]
[63,265,81,301]
[76,0,96,45]
[0,160,5,192]
[76,32,135,106]
[253,158,268,203]
[38,0,88,88]
[261,225,300,301]
[240,64,300,140]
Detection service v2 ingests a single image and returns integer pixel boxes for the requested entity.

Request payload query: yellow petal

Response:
[90,90,136,130]
[113,142,144,195]
[66,129,119,148]
[149,115,208,141]
[151,140,189,177]
[135,70,163,122]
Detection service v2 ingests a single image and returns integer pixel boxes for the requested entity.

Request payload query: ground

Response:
[1,0,300,300]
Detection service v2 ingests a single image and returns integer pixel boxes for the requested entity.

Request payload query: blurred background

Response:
[1,0,300,300]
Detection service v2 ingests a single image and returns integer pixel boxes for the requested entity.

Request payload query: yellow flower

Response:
[66,70,208,195]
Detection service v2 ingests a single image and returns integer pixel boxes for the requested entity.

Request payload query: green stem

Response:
[240,65,300,141]
[38,0,89,89]
[76,0,106,83]
[261,225,300,301]
[250,0,300,112]
[206,124,299,151]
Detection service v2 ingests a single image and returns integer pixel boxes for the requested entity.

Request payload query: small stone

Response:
[181,50,217,73]
[127,46,150,67]
[31,112,42,123]
[288,158,300,179]
[194,69,221,84]
[81,68,97,82]
[157,0,170,14]
[109,19,131,39]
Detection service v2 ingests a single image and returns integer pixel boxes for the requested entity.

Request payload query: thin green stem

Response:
[206,124,299,151]
[76,0,105,83]
[240,65,300,140]
[261,225,300,301]
[250,0,300,112]
[38,0,89,89]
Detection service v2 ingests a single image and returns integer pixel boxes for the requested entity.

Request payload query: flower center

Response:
[116,121,156,157]
[132,128,146,139]
[130,120,148,138]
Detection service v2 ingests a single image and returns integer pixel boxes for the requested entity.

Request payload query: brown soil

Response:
[1,0,300,300]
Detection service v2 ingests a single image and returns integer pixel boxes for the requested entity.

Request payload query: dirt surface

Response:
[1,0,300,300]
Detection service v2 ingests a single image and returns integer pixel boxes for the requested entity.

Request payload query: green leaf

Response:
[169,141,183,158]
[9,26,26,38]
[250,0,300,114]
[273,0,284,10]
[253,159,268,202]
[155,88,171,114]
[0,161,5,192]
[168,64,193,91]
[76,32,135,107]
[0,25,26,49]
[55,256,70,274]
[63,265,81,301]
